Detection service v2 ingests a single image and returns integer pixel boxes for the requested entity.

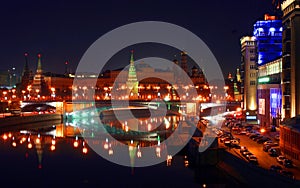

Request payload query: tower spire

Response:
[24,52,29,72]
[37,53,42,74]
[126,50,139,98]
[130,50,134,64]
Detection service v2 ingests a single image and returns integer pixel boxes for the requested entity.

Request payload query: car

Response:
[264,140,274,145]
[248,155,258,164]
[281,170,295,179]
[240,146,248,153]
[220,136,230,143]
[270,165,282,173]
[252,135,263,141]
[283,159,293,168]
[242,151,252,157]
[238,130,247,135]
[249,133,260,139]
[257,137,271,144]
[276,155,286,164]
[246,130,256,136]
[224,139,231,146]
[263,144,271,152]
[230,139,240,147]
[268,148,279,157]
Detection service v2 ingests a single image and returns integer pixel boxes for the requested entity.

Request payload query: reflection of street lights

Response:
[2,91,7,100]
[35,89,40,100]
[51,87,56,100]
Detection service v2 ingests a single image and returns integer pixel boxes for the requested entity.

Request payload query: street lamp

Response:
[51,87,56,100]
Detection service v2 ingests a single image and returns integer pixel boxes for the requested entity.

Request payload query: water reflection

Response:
[0,115,191,169]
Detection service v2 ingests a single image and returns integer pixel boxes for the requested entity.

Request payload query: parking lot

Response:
[218,119,300,180]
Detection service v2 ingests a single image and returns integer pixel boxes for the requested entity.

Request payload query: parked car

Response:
[248,155,258,164]
[281,170,295,179]
[270,165,282,173]
[242,151,252,157]
[224,139,231,146]
[238,130,247,135]
[268,148,279,157]
[249,134,260,139]
[253,135,263,141]
[257,137,271,144]
[220,136,230,143]
[283,159,293,168]
[277,155,286,164]
[230,139,240,147]
[264,140,274,145]
[263,144,271,152]
[240,146,248,153]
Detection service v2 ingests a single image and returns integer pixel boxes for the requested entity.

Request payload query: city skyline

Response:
[1,0,275,76]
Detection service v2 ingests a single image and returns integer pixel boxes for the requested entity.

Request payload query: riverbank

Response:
[0,114,62,127]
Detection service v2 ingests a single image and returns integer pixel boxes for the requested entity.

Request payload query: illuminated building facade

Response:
[240,36,257,115]
[126,51,139,98]
[253,14,282,66]
[30,54,49,97]
[281,0,300,119]
[254,14,282,127]
[257,58,282,128]
[20,53,33,92]
[180,51,188,74]
[280,116,300,162]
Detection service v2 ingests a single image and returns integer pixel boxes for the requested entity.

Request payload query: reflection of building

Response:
[281,0,300,119]
[257,58,282,128]
[240,36,257,113]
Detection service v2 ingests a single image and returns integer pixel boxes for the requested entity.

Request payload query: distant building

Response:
[254,13,283,128]
[180,51,188,75]
[253,14,282,66]
[234,68,243,101]
[126,51,139,98]
[19,52,33,92]
[0,70,9,88]
[257,57,282,128]
[240,36,257,115]
[30,54,49,97]
[281,0,300,119]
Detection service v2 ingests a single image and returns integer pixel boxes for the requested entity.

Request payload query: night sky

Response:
[1,0,275,76]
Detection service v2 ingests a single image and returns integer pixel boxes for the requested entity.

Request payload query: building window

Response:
[250,81,256,86]
[250,65,256,69]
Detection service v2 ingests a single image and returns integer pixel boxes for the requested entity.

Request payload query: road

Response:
[221,131,300,180]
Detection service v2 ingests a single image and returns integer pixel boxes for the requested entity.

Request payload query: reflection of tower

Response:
[31,54,47,96]
[35,138,43,169]
[126,51,139,98]
[181,51,188,74]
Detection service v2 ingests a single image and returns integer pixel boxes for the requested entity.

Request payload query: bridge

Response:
[21,100,240,114]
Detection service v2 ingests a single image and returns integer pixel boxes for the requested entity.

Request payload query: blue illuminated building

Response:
[253,15,282,66]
